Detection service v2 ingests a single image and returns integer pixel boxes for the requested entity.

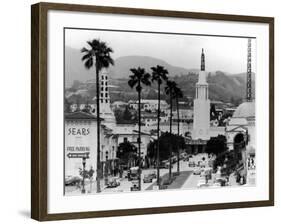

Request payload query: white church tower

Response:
[193,49,210,140]
[99,68,116,128]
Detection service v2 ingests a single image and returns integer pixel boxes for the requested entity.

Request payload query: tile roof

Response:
[65,111,102,120]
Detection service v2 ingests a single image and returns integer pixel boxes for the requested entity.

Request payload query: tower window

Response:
[105,93,108,98]
[105,87,108,91]
[101,87,103,91]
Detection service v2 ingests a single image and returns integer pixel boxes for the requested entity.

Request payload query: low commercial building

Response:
[65,112,100,180]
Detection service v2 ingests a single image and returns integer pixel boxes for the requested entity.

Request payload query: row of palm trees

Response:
[80,39,183,192]
[128,66,184,186]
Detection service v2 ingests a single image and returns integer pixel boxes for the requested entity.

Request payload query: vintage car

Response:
[128,166,141,181]
[164,161,174,169]
[149,171,157,179]
[188,161,196,167]
[107,177,120,188]
[143,174,153,183]
[65,175,82,186]
[130,180,140,191]
[193,167,202,175]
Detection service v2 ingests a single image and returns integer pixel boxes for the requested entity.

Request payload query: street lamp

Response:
[81,157,86,194]
[104,151,109,186]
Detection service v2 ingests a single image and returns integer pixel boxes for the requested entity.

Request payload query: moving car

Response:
[193,168,202,175]
[107,178,120,188]
[149,171,157,179]
[128,166,141,181]
[65,175,82,186]
[130,180,140,191]
[143,174,153,183]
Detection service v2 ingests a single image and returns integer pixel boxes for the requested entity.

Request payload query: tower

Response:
[99,68,116,127]
[246,38,253,102]
[193,49,210,140]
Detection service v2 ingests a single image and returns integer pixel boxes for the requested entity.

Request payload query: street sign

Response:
[67,152,89,159]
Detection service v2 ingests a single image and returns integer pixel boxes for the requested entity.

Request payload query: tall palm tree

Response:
[151,65,169,186]
[174,86,183,173]
[165,80,177,180]
[128,67,151,190]
[81,39,114,193]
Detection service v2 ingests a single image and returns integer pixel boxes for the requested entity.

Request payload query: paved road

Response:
[65,154,216,195]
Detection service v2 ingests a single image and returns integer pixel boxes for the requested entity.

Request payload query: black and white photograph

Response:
[64,28,256,195]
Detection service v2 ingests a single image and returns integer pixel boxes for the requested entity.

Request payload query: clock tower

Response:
[193,49,210,140]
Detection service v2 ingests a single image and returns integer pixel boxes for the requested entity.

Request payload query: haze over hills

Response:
[65,46,197,87]
[65,46,255,104]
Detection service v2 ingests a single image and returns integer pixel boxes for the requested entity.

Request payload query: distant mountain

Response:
[65,47,255,104]
[108,55,196,79]
[66,71,255,105]
[65,46,196,87]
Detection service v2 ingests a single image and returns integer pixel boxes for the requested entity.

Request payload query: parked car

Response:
[171,156,177,163]
[65,175,82,186]
[189,161,196,167]
[107,178,120,188]
[143,174,153,183]
[158,160,169,169]
[165,161,173,169]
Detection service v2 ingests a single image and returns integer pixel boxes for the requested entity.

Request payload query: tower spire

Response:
[201,48,205,71]
[246,39,252,102]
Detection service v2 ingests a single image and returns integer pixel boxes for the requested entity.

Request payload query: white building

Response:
[113,124,151,158]
[65,111,119,180]
[171,104,193,124]
[226,101,255,151]
[141,112,158,127]
[193,49,210,140]
[129,99,169,112]
[65,112,99,179]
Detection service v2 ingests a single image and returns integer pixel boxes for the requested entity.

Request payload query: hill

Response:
[65,46,197,87]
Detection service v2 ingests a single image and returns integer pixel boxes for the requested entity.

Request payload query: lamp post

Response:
[138,137,142,191]
[104,151,109,186]
[81,157,86,194]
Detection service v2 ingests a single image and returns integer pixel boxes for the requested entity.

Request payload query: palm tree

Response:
[128,67,151,190]
[151,65,169,186]
[174,86,183,173]
[165,80,177,180]
[81,39,114,193]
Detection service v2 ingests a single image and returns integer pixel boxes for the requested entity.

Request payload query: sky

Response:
[65,28,256,74]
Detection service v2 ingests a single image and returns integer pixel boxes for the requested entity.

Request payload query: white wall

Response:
[0,0,280,223]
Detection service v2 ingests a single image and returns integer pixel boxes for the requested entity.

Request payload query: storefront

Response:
[65,112,99,180]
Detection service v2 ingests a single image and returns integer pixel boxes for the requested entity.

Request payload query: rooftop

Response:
[65,111,101,120]
[232,101,255,118]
